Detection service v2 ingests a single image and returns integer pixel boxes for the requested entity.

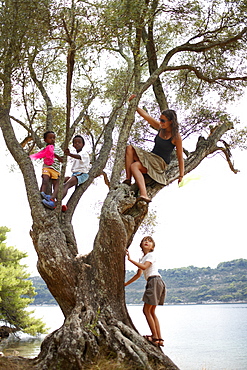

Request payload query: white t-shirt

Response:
[140,252,161,281]
[70,149,90,173]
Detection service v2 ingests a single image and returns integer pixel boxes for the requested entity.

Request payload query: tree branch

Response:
[65,97,126,221]
[140,26,247,95]
[142,4,169,111]
[210,146,239,174]
[28,53,53,130]
[165,64,247,83]
[165,120,234,184]
[174,26,247,54]
[68,88,98,141]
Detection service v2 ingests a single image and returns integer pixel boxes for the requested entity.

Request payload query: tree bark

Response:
[142,0,169,111]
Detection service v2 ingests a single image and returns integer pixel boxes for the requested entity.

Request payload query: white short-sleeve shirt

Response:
[140,252,161,281]
[70,149,90,173]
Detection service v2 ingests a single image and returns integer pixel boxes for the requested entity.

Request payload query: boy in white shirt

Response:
[42,135,90,209]
[125,236,166,347]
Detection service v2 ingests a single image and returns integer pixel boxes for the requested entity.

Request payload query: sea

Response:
[0,303,246,370]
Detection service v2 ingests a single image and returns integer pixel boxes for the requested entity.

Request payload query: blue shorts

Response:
[72,172,89,185]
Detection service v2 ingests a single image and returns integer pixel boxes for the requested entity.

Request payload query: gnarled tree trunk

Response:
[0,103,236,369]
[29,183,179,369]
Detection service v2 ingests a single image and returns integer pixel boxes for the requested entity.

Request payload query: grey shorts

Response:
[142,276,166,306]
[72,172,89,185]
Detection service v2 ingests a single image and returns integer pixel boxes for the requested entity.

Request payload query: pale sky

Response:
[0,98,246,276]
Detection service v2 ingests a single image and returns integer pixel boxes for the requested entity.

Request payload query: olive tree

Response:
[0,0,246,368]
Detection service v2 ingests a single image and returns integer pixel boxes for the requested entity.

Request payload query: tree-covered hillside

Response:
[29,276,57,305]
[126,258,247,304]
[31,259,247,305]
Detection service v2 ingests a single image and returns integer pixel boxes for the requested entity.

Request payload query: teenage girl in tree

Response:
[125,236,166,347]
[123,95,184,202]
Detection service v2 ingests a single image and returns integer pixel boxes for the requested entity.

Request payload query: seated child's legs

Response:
[64,176,70,183]
[63,176,78,197]
[73,172,89,186]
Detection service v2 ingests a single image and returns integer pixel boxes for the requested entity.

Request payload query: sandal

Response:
[158,338,164,347]
[122,179,131,186]
[143,335,159,347]
[150,338,160,347]
[136,196,152,203]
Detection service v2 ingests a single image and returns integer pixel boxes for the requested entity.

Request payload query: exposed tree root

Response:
[0,311,179,370]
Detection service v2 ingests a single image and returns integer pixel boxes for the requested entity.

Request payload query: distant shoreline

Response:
[30,259,247,306]
[30,301,247,307]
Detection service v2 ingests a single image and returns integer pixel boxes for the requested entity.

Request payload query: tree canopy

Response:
[1,0,246,159]
[0,226,47,337]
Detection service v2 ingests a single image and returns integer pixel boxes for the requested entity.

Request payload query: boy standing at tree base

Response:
[125,236,166,347]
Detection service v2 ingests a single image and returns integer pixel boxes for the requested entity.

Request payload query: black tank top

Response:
[151,132,175,164]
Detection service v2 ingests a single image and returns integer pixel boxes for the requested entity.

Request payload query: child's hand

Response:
[64,148,70,155]
[126,249,130,260]
[54,153,64,162]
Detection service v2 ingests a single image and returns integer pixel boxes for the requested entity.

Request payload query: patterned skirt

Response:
[132,145,167,185]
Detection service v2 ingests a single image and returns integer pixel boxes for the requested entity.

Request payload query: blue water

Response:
[127,304,247,370]
[1,304,246,370]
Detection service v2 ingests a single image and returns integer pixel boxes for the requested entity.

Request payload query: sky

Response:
[0,97,246,276]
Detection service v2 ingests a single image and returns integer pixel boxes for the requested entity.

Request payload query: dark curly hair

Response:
[43,130,55,140]
[73,135,85,146]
